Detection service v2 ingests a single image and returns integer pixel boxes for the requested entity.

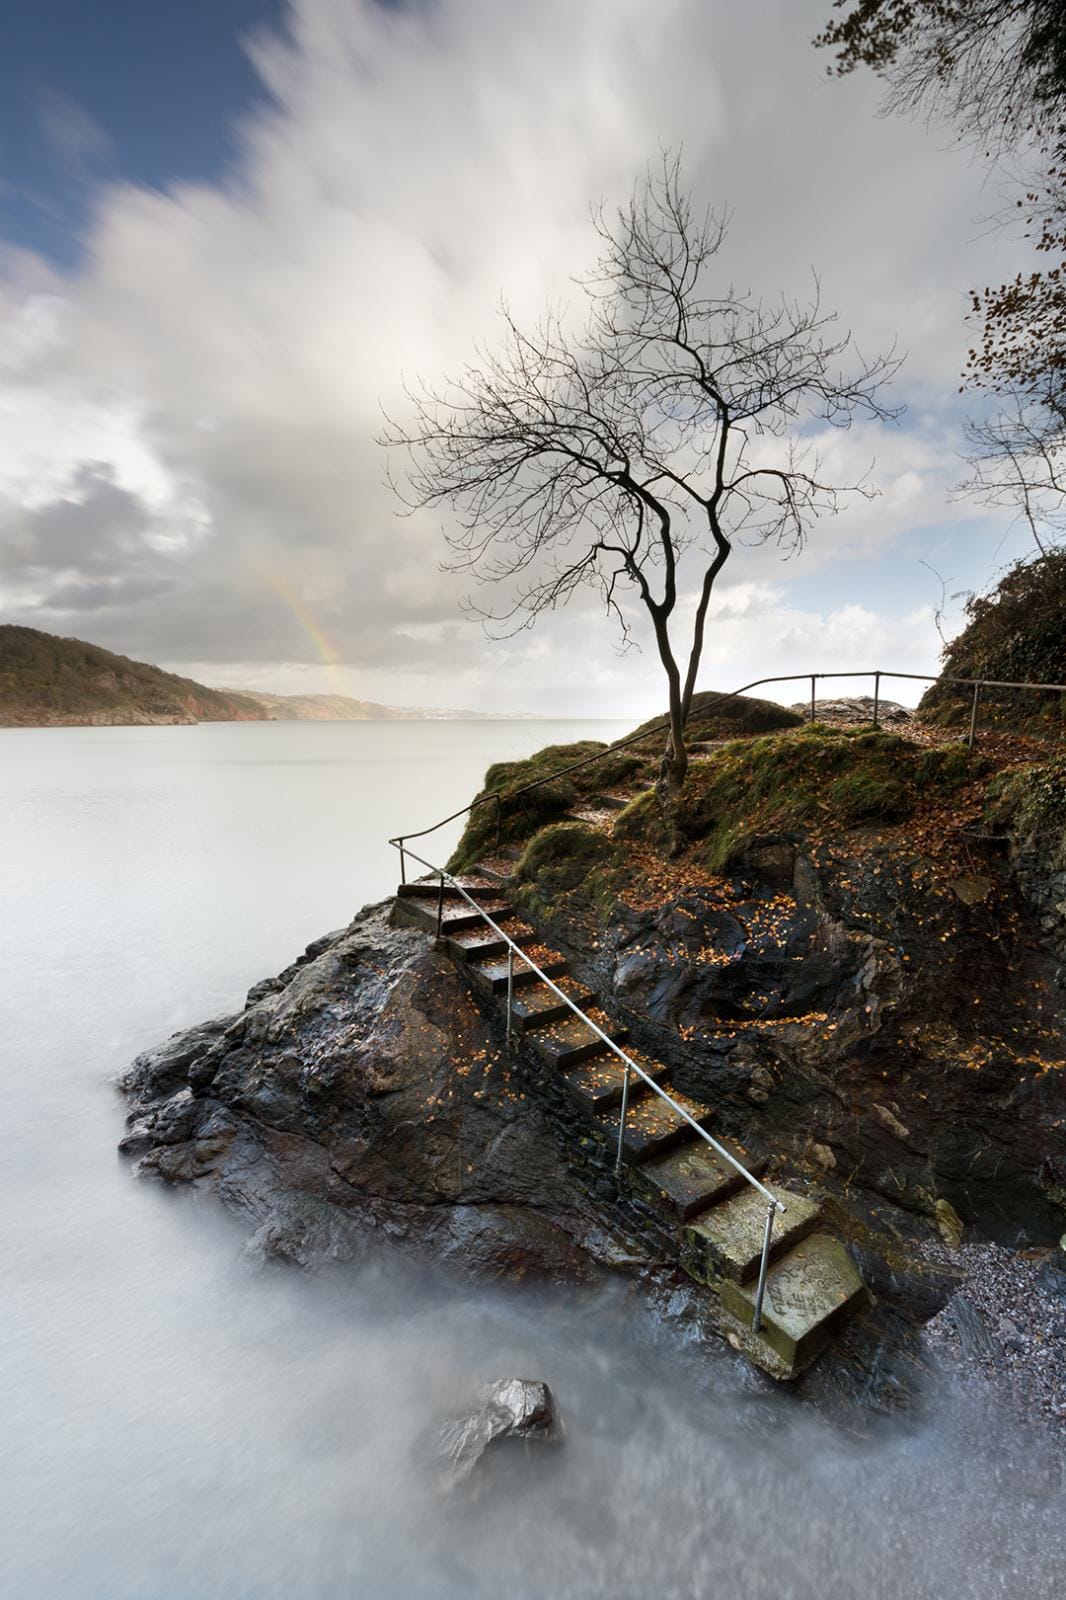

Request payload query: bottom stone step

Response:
[681,1184,820,1285]
[718,1233,870,1377]
[636,1138,767,1221]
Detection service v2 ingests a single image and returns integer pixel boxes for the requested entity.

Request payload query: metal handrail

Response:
[390,666,1066,878]
[393,839,785,1334]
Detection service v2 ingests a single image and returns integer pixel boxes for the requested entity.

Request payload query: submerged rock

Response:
[426,1378,560,1494]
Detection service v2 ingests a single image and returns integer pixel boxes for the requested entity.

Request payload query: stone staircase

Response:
[392,868,869,1379]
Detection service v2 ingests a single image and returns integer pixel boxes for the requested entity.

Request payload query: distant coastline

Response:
[0,624,537,727]
[226,689,538,723]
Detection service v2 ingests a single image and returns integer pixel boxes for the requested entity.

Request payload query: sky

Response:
[0,0,1044,717]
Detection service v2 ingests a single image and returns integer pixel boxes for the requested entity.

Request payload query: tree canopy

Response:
[818,1,1066,548]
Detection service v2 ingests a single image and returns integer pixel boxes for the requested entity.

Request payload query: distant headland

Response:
[0,625,532,727]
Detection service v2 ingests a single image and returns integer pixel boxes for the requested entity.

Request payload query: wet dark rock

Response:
[1037,1253,1066,1299]
[119,1014,236,1116]
[425,1378,560,1493]
[521,832,1066,1250]
[119,903,638,1285]
[947,1294,1000,1362]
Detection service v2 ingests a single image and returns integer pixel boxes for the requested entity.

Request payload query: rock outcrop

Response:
[119,905,642,1282]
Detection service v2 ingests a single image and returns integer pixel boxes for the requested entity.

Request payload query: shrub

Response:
[919,551,1066,730]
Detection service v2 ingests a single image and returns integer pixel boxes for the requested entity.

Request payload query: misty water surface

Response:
[1,720,1062,1599]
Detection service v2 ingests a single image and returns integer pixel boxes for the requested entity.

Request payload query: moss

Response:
[984,751,1066,870]
[914,745,993,791]
[615,728,992,869]
[826,768,911,823]
[613,789,667,846]
[513,822,624,920]
[626,689,801,746]
[448,740,650,872]
[517,821,618,885]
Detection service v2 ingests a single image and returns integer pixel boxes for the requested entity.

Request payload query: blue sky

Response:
[0,2,286,267]
[0,0,1044,715]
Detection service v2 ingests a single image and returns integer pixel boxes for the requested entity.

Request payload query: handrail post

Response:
[506,948,515,1046]
[752,1200,776,1335]
[398,840,406,886]
[872,670,881,730]
[810,675,816,724]
[968,681,981,748]
[614,1064,631,1176]
[436,871,445,938]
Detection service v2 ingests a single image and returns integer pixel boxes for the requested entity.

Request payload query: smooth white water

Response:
[1,720,1062,1599]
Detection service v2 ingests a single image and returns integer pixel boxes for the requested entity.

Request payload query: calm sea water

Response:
[1,720,1061,1600]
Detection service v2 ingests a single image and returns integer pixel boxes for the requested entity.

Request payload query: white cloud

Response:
[0,0,1033,712]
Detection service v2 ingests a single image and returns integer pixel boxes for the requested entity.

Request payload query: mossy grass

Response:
[984,750,1066,870]
[512,821,626,921]
[615,726,991,873]
[448,740,649,871]
[449,721,1000,882]
[626,688,801,745]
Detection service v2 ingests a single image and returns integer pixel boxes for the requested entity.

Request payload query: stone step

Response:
[525,1012,630,1070]
[680,1184,820,1286]
[598,1090,715,1163]
[509,976,597,1031]
[475,851,520,883]
[397,876,500,901]
[471,953,568,993]
[562,806,613,826]
[635,1138,768,1222]
[595,792,631,811]
[718,1233,870,1377]
[557,1049,670,1112]
[445,920,534,962]
[395,895,512,934]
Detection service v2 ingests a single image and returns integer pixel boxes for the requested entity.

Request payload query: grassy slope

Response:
[448,718,1063,930]
[447,691,800,871]
[616,727,993,871]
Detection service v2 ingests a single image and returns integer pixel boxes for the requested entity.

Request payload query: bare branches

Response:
[817,3,1066,546]
[961,391,1066,553]
[380,156,900,788]
[815,2,1045,154]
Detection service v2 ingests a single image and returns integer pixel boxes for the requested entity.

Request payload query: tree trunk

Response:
[656,676,688,854]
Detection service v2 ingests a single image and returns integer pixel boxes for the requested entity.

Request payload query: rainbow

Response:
[259,569,354,696]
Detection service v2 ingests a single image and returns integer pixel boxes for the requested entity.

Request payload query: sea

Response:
[1,719,1061,1599]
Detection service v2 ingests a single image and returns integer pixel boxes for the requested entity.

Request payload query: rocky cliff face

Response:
[513,828,1065,1247]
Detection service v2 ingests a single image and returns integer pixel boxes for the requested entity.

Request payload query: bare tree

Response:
[382,157,900,811]
[961,388,1066,555]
